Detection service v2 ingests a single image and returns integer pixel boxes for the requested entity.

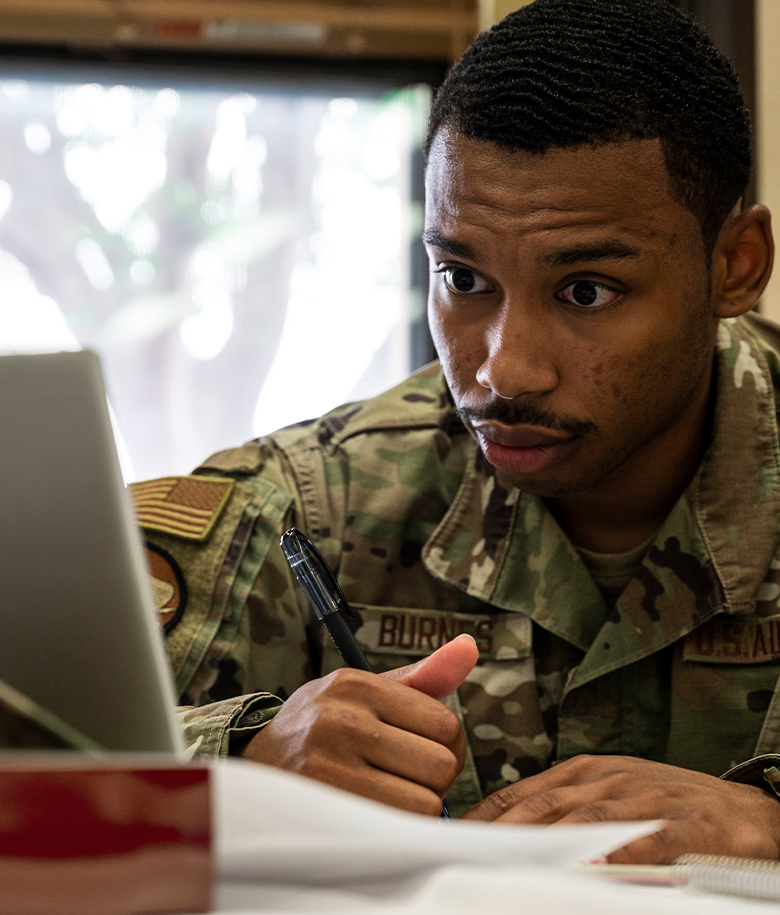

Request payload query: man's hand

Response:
[463,754,780,863]
[241,633,479,815]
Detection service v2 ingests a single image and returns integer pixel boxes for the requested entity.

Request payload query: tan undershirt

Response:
[576,536,655,608]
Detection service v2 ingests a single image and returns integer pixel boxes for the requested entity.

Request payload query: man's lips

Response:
[471,423,581,476]
[473,422,574,449]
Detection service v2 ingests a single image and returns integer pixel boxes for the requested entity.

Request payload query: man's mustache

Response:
[457,402,596,437]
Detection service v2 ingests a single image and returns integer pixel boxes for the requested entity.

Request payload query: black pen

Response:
[280,527,451,819]
[280,527,372,670]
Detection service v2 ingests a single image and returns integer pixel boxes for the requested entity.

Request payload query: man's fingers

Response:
[332,670,468,775]
[240,633,476,816]
[303,753,448,817]
[465,754,780,864]
[383,633,479,699]
[360,721,462,794]
[605,801,780,864]
[462,784,527,821]
[605,825,684,866]
[244,665,467,813]
[461,766,573,821]
[318,668,465,746]
[468,782,631,825]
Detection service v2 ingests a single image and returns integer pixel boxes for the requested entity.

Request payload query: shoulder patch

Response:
[130,475,235,541]
[144,542,187,634]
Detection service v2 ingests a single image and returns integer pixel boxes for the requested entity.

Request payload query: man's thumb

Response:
[382,633,479,699]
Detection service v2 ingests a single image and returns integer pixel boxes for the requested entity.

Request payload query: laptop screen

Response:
[0,350,184,755]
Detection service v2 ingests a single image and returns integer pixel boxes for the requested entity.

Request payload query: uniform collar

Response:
[694,318,780,614]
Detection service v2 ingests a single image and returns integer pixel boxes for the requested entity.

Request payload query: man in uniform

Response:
[133,0,780,862]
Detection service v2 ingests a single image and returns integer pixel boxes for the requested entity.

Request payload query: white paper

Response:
[212,760,776,914]
[214,758,660,885]
[220,865,780,915]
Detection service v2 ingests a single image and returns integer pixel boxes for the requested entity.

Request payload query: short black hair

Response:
[425,0,752,257]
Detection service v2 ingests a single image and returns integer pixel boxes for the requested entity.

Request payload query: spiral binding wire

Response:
[676,854,780,902]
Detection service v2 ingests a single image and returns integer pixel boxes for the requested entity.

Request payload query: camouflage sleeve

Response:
[131,439,322,758]
[721,755,780,800]
[178,694,284,757]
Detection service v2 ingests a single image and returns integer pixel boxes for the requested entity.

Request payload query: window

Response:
[0,64,431,480]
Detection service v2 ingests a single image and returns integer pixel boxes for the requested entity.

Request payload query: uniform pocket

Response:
[669,615,780,773]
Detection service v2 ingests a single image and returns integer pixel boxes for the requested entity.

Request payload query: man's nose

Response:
[475,302,559,400]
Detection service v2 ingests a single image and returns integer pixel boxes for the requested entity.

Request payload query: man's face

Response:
[424,130,719,500]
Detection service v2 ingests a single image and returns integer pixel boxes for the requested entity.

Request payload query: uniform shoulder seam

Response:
[270,362,459,452]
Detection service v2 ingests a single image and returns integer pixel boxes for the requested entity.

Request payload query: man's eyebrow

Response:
[422,233,642,266]
[422,230,477,260]
[541,242,642,267]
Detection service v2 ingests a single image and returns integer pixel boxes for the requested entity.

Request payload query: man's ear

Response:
[712,203,774,318]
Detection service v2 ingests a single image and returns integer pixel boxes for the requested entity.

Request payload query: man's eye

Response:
[558,280,620,308]
[441,267,492,294]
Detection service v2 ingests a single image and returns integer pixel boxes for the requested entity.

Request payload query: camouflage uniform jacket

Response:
[135,312,780,816]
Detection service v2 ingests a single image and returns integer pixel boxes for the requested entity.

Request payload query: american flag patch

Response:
[130,476,235,541]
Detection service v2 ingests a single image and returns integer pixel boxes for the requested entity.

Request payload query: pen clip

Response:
[287,529,356,620]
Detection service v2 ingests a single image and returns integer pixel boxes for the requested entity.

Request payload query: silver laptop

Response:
[0,349,184,756]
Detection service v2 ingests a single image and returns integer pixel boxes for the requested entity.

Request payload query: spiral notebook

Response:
[676,854,780,902]
[580,854,780,903]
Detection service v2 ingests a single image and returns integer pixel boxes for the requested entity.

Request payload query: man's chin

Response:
[491,467,589,500]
